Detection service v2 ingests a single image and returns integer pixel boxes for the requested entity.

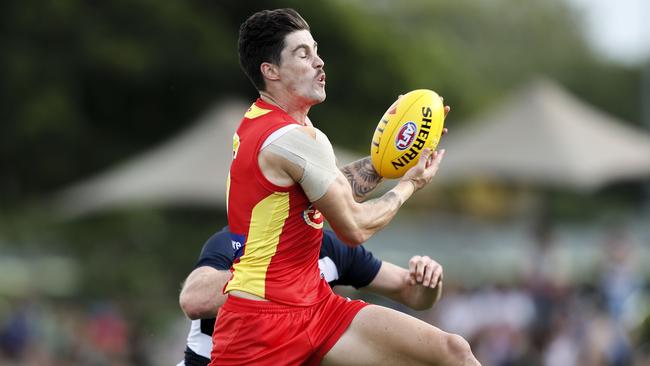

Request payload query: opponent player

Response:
[177,227,444,366]
[213,8,480,365]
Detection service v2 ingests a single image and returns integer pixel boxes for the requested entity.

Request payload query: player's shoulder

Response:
[241,101,301,139]
[243,100,293,125]
[297,125,317,139]
[206,227,230,243]
[244,102,274,120]
[201,227,232,256]
[195,226,235,270]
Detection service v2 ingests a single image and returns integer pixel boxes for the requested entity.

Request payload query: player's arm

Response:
[179,268,231,320]
[339,157,383,202]
[328,235,442,311]
[179,267,232,320]
[178,229,234,320]
[337,103,449,203]
[260,126,444,246]
[306,115,382,202]
[317,149,443,246]
[364,256,443,311]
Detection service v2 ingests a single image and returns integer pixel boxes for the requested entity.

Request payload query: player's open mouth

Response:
[317,73,326,85]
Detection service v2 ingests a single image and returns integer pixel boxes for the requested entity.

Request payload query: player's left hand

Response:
[408,255,443,288]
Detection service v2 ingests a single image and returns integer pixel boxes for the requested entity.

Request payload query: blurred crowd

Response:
[419,224,650,366]
[1,224,648,366]
[0,299,138,366]
[428,281,649,366]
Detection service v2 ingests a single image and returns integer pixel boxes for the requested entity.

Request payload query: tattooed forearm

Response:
[340,157,383,201]
[366,191,401,212]
[357,190,405,236]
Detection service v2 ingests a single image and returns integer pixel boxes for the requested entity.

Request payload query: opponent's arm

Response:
[340,157,383,202]
[364,256,443,311]
[179,267,232,320]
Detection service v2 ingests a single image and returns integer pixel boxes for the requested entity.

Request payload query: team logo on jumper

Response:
[303,204,324,229]
[395,122,417,151]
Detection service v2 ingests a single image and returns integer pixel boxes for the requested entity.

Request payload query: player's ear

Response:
[261,62,280,82]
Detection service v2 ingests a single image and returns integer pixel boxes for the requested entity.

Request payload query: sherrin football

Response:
[370,89,445,179]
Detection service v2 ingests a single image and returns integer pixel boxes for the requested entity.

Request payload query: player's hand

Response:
[408,255,443,288]
[401,148,445,191]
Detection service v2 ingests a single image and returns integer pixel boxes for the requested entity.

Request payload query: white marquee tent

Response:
[53,100,361,217]
[437,79,650,191]
[54,79,650,218]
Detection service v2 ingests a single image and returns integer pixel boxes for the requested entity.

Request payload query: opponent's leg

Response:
[321,304,480,366]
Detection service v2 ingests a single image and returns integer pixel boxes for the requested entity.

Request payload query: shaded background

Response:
[1,0,649,365]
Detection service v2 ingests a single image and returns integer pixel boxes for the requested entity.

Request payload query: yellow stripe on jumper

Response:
[244,104,272,119]
[225,192,290,298]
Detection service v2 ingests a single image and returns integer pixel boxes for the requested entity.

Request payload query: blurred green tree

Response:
[0,0,641,205]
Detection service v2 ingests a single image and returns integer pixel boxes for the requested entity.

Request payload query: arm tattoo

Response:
[340,157,383,201]
[377,191,401,207]
[365,191,402,214]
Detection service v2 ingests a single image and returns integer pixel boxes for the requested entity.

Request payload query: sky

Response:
[565,0,650,65]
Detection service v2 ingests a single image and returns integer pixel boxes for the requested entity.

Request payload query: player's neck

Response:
[259,91,310,126]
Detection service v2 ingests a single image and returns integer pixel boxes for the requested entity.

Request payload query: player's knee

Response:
[445,333,480,366]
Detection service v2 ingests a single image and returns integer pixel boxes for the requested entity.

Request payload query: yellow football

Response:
[370,89,445,178]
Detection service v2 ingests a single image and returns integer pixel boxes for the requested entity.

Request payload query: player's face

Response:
[277,30,326,105]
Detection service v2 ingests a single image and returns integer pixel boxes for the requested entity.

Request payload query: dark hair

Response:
[238,8,310,91]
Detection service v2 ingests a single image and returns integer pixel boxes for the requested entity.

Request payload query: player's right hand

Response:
[401,148,445,191]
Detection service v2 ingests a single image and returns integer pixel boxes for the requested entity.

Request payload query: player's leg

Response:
[321,304,480,366]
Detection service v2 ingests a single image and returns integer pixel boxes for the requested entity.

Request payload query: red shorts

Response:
[209,291,367,365]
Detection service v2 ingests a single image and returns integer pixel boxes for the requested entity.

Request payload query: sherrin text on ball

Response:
[370,89,445,178]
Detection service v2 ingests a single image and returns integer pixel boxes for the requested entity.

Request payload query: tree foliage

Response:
[0,0,641,205]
